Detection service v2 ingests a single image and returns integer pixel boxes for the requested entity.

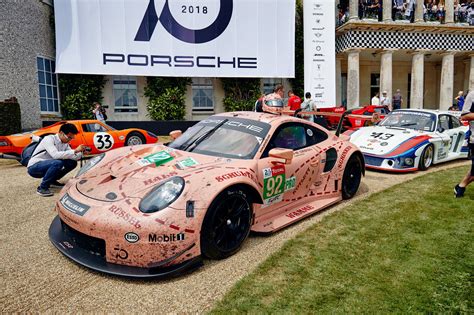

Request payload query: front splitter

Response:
[49,216,203,278]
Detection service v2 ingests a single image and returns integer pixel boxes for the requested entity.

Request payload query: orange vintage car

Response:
[0,120,158,159]
[49,111,364,278]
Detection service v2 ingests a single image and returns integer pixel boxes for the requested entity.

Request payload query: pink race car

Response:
[49,111,364,278]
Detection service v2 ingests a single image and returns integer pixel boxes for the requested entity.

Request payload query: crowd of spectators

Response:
[337,0,474,26]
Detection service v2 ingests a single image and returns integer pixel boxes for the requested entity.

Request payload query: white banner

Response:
[303,0,336,108]
[54,0,295,78]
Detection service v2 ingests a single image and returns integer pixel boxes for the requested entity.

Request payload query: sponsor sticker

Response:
[60,193,90,216]
[285,176,296,191]
[177,157,199,169]
[124,232,140,243]
[138,151,174,167]
[148,233,185,243]
[263,165,286,200]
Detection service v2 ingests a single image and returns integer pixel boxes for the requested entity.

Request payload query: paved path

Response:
[0,159,469,312]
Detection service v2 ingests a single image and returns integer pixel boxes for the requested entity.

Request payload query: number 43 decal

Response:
[370,132,394,141]
[93,132,114,151]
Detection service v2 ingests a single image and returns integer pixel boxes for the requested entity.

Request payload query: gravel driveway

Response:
[0,159,469,312]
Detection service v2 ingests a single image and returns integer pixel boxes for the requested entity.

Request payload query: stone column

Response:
[347,49,360,109]
[336,56,343,106]
[444,0,454,24]
[415,0,424,23]
[439,52,455,110]
[383,0,392,22]
[470,55,474,92]
[463,59,470,93]
[380,49,394,107]
[349,0,358,20]
[410,51,425,109]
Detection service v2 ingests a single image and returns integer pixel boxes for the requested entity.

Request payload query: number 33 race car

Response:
[49,112,364,278]
[346,109,469,172]
[0,120,158,161]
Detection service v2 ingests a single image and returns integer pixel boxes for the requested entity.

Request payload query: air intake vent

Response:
[324,148,337,172]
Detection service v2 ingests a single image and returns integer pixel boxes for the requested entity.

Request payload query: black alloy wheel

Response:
[341,155,363,200]
[201,189,252,260]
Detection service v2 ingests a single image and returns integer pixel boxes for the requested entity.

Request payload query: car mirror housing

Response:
[170,130,182,140]
[269,148,294,164]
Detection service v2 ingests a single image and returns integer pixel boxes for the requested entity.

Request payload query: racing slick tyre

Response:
[201,188,252,260]
[418,144,434,171]
[125,131,146,146]
[341,155,363,200]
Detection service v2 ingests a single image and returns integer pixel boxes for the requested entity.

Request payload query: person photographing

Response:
[27,123,89,197]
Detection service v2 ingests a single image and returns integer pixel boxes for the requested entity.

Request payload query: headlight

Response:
[404,157,414,166]
[76,154,105,177]
[139,177,185,213]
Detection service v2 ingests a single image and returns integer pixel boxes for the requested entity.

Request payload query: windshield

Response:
[168,117,271,159]
[379,111,436,132]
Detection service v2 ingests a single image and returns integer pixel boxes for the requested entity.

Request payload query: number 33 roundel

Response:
[93,132,115,151]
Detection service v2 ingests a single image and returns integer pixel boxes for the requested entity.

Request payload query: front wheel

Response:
[125,132,146,146]
[200,188,252,260]
[341,155,363,199]
[418,144,434,171]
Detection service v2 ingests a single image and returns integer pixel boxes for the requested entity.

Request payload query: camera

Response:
[84,146,92,153]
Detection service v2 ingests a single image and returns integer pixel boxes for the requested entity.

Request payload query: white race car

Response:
[346,109,469,172]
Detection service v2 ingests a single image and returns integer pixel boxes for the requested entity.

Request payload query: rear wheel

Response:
[125,132,145,146]
[201,188,252,260]
[341,155,363,199]
[418,144,434,171]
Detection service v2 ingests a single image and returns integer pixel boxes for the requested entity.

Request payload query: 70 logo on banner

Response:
[135,0,233,43]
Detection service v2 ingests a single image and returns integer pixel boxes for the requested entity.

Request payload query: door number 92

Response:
[93,132,114,151]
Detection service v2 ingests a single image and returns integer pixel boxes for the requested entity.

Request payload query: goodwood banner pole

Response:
[303,0,336,108]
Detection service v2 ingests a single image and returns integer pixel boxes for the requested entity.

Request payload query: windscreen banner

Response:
[54,0,295,78]
[303,0,336,108]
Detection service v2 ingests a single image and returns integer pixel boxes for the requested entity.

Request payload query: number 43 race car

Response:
[49,111,364,278]
[346,109,469,172]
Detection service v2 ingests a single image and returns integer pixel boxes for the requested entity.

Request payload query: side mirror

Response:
[269,148,294,165]
[169,130,182,140]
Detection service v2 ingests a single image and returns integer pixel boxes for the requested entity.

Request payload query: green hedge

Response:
[0,98,21,135]
[58,74,106,120]
[144,77,190,120]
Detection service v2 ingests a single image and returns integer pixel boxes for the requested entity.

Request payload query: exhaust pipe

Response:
[0,153,21,161]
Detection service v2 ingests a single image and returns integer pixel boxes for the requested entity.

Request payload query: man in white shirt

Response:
[380,90,391,108]
[27,123,87,197]
[371,92,380,106]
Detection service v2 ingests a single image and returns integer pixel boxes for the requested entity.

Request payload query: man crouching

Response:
[27,123,88,197]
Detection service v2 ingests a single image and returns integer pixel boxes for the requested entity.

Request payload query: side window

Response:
[450,116,461,129]
[438,115,450,131]
[262,123,328,157]
[82,123,107,133]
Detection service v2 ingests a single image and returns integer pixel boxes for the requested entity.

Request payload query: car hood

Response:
[350,126,430,156]
[76,145,236,201]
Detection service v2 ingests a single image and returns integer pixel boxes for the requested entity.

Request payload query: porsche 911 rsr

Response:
[49,112,364,278]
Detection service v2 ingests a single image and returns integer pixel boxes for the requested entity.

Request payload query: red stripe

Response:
[132,207,140,213]
[155,219,165,224]
[169,224,180,230]
[382,136,431,158]
[184,229,195,233]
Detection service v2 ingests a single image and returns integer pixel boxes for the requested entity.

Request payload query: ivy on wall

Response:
[144,77,191,120]
[58,75,106,120]
[221,78,261,112]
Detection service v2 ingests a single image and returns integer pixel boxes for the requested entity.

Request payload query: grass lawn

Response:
[211,166,474,313]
